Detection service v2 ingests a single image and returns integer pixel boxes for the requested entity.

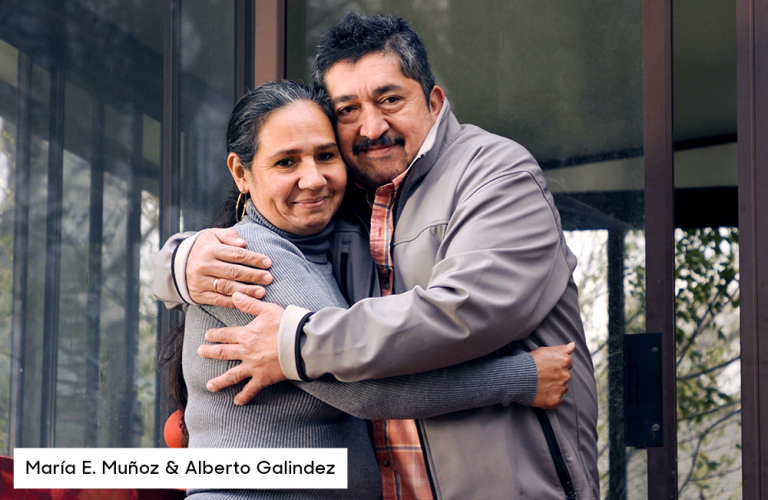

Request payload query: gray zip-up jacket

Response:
[155,100,599,500]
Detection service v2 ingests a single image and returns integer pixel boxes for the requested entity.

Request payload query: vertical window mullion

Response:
[235,0,255,102]
[9,52,33,454]
[119,109,143,447]
[39,58,66,449]
[254,0,286,86]
[156,0,182,448]
[644,0,677,497]
[737,0,768,496]
[607,228,627,499]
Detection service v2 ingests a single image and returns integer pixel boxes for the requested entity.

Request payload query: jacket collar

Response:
[401,98,461,189]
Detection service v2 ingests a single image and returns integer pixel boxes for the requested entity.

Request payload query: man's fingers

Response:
[198,342,241,360]
[205,366,249,392]
[213,245,273,272]
[208,258,273,285]
[234,379,267,406]
[211,228,247,248]
[196,291,236,309]
[200,327,241,348]
[212,278,266,299]
[231,292,272,317]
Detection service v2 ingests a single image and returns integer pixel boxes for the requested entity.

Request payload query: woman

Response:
[180,81,541,499]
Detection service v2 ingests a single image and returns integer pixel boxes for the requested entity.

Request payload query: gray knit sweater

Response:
[183,202,537,499]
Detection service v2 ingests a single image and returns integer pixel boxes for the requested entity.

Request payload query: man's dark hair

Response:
[312,12,436,105]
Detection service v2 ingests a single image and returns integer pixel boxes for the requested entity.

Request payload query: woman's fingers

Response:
[529,345,573,410]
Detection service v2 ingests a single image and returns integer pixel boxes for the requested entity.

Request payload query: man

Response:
[155,13,598,500]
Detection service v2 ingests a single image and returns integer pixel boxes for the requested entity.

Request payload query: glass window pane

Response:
[673,0,739,497]
[179,0,235,232]
[0,39,19,454]
[1,0,163,449]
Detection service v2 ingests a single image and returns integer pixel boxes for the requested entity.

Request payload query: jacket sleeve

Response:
[152,230,200,310]
[293,164,574,382]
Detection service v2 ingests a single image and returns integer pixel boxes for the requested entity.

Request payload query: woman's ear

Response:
[227,153,249,193]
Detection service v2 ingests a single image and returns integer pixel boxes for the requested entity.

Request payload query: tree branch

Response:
[676,288,735,368]
[678,356,741,381]
[591,341,607,358]
[678,408,741,496]
[677,400,741,423]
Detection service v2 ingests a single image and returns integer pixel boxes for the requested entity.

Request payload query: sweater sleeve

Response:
[292,352,537,420]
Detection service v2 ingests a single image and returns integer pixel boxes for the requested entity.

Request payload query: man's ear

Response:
[227,153,249,193]
[429,86,445,117]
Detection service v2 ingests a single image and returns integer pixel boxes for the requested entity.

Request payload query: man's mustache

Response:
[352,135,405,155]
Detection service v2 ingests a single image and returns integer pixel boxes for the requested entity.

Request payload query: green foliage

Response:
[674,228,741,499]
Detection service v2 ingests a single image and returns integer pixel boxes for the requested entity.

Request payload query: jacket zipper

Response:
[415,420,439,500]
[534,408,576,500]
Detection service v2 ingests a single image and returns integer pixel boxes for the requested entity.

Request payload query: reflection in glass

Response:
[0,39,18,452]
[21,66,52,450]
[1,0,163,450]
[672,0,740,496]
[179,0,235,232]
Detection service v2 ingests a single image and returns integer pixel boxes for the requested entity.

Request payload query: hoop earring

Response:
[235,192,248,222]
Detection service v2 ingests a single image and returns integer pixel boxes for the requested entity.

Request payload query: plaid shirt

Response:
[368,168,433,500]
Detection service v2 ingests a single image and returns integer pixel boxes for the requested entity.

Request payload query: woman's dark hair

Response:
[160,80,333,446]
[311,12,436,106]
[226,80,335,170]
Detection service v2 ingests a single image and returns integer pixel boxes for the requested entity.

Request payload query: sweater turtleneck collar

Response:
[240,199,333,263]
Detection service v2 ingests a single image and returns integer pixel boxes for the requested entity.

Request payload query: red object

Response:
[0,456,185,500]
[163,410,185,449]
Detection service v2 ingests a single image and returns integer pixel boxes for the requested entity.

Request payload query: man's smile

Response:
[360,144,397,157]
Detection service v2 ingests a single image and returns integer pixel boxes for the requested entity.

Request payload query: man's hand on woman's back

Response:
[186,228,275,308]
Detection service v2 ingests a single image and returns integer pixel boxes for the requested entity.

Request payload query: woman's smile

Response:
[292,195,330,208]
